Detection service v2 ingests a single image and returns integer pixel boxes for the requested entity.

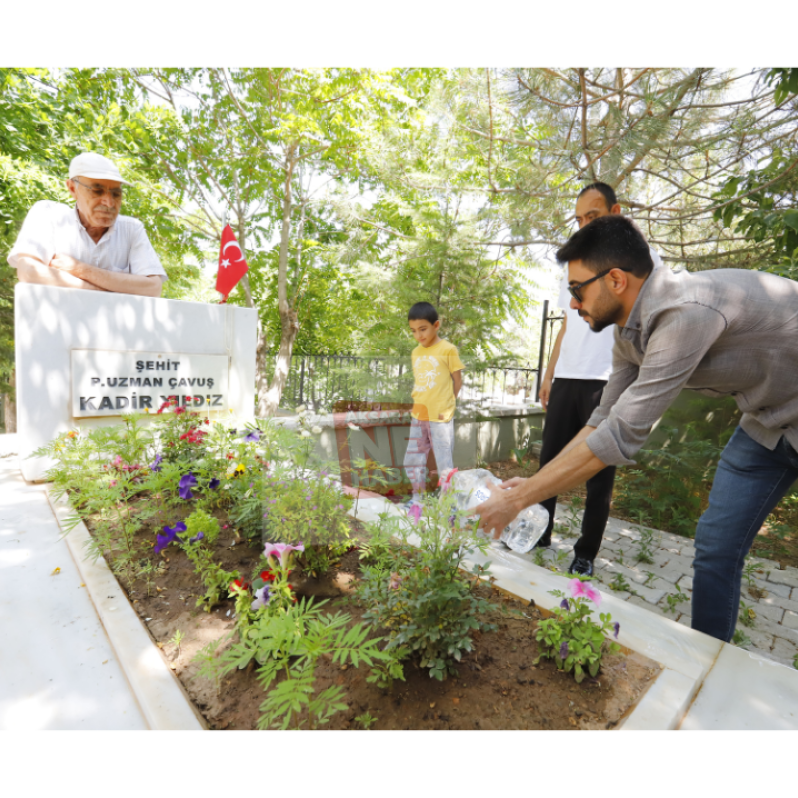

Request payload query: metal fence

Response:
[268,304,561,412]
[535,299,565,401]
[271,354,540,413]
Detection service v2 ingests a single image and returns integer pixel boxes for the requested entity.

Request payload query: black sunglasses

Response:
[568,268,625,303]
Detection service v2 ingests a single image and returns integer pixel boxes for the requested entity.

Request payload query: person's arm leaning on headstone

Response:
[47,254,162,297]
[10,252,106,291]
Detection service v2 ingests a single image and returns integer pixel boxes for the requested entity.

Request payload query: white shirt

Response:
[554,245,663,381]
[8,200,167,279]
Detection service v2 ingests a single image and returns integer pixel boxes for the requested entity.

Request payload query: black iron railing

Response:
[265,306,561,412]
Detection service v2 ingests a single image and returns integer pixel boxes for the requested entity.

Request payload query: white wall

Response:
[15,284,257,482]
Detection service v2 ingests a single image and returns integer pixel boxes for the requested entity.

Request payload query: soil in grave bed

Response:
[87,514,661,730]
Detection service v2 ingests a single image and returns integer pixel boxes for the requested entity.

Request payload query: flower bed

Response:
[36,403,660,730]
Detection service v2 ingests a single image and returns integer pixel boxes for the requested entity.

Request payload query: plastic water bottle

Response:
[451,469,550,553]
[499,503,549,554]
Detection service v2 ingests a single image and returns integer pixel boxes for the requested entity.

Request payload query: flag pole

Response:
[218,209,229,304]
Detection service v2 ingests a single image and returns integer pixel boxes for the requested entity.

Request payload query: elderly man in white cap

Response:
[7,152,165,296]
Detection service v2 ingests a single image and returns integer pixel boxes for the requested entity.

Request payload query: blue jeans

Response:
[403,418,455,495]
[692,426,798,642]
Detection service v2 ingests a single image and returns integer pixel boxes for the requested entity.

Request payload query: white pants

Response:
[403,417,454,495]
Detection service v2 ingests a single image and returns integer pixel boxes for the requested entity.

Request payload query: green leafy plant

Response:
[535,578,621,684]
[608,573,632,593]
[612,399,738,539]
[169,628,186,660]
[552,549,569,570]
[208,598,391,730]
[732,629,752,648]
[178,536,240,612]
[562,496,583,533]
[663,586,690,615]
[743,557,765,587]
[738,600,757,628]
[533,548,547,568]
[354,711,378,729]
[357,489,497,680]
[262,474,353,576]
[633,522,658,565]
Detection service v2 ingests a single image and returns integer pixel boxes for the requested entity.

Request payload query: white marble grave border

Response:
[47,488,206,730]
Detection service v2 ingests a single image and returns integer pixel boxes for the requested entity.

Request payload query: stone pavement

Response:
[543,504,798,670]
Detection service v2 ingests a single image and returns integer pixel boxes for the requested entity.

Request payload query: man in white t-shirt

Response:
[536,183,662,575]
[7,152,166,296]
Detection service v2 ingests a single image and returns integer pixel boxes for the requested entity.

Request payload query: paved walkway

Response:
[545,504,798,669]
[0,438,148,729]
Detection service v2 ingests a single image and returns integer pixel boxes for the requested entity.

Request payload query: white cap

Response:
[68,152,131,185]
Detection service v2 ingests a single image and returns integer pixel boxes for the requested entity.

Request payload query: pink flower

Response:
[408,504,422,524]
[569,578,602,608]
[263,542,305,569]
[438,468,459,494]
[388,572,402,590]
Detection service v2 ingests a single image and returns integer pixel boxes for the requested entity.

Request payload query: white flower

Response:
[300,430,312,438]
[296,404,307,414]
[311,426,322,435]
[347,422,361,431]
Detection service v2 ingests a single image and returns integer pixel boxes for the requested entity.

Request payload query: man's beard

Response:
[580,284,620,333]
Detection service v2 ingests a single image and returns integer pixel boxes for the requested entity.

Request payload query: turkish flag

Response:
[215,224,249,299]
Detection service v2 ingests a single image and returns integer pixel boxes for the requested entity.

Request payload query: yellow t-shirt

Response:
[410,339,464,422]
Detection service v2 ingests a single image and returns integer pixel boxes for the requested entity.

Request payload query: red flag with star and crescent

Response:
[215,224,249,301]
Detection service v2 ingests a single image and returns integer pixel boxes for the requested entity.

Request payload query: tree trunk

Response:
[258,144,299,417]
[4,369,16,434]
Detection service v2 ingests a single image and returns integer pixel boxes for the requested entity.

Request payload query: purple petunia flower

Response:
[150,454,163,472]
[560,598,570,612]
[154,522,187,554]
[252,584,271,610]
[178,472,197,500]
[189,531,205,544]
[208,478,220,490]
[242,429,261,442]
[613,621,620,639]
[559,641,569,660]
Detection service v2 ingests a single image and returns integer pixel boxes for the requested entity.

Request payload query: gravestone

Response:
[15,283,257,482]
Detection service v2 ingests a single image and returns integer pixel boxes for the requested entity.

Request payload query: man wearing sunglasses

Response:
[7,152,165,296]
[535,183,662,576]
[477,213,798,644]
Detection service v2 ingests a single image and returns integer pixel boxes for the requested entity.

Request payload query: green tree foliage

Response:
[0,69,69,395]
[714,69,798,278]
[331,76,539,363]
[446,68,798,271]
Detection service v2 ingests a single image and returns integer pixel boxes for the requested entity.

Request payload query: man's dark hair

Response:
[578,181,618,212]
[556,215,654,278]
[408,302,439,323]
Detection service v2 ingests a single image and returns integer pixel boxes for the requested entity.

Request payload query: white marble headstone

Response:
[15,283,257,482]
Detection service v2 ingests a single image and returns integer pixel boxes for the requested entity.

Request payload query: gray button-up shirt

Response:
[586,265,798,466]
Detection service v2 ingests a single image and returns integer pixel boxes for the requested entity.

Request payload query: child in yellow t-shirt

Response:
[403,302,464,505]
